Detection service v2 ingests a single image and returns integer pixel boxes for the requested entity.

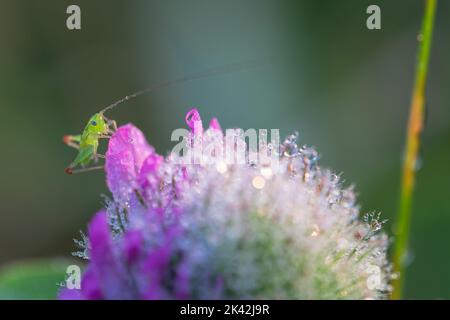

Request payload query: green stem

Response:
[391,0,437,299]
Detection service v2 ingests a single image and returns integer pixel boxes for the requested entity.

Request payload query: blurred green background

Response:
[0,0,449,298]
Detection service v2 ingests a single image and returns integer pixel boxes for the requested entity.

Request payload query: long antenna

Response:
[100,57,274,114]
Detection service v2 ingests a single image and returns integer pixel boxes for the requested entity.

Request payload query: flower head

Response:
[60,109,392,299]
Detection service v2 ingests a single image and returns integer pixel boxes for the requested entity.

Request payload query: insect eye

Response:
[91,121,97,126]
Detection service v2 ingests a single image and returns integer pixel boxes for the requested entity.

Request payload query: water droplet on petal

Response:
[260,167,273,179]
[310,224,320,237]
[252,175,266,189]
[282,132,299,158]
[215,161,228,174]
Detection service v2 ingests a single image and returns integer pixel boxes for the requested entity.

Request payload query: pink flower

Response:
[61,109,391,300]
[105,124,156,203]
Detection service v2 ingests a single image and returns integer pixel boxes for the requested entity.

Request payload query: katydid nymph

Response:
[63,58,273,174]
[63,112,116,174]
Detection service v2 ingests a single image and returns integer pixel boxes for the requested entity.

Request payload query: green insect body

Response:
[63,112,116,174]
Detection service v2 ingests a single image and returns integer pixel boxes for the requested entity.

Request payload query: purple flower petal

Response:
[140,225,182,298]
[88,210,133,299]
[138,154,163,190]
[123,230,143,264]
[208,117,222,132]
[141,245,172,299]
[106,124,154,203]
[79,268,103,299]
[185,108,203,135]
[175,259,191,299]
[58,288,83,300]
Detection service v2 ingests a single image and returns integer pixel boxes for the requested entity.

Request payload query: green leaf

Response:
[0,259,73,300]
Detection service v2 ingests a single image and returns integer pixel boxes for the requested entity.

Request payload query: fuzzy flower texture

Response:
[60,109,392,300]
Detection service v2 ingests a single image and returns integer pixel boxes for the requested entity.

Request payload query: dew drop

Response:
[310,224,320,237]
[282,132,299,158]
[252,175,266,189]
[260,167,273,179]
[402,249,415,267]
[215,161,228,174]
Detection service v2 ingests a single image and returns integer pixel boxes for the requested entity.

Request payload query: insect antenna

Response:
[99,57,274,114]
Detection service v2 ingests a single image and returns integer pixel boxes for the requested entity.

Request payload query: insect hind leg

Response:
[66,165,104,175]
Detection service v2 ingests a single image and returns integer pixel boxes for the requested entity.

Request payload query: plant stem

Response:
[391,0,437,300]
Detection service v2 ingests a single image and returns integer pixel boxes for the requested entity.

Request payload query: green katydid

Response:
[63,112,116,174]
[63,58,273,174]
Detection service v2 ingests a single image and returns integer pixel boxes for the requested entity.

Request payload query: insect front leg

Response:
[97,154,105,158]
[102,115,118,132]
[108,119,118,132]
[94,153,105,163]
